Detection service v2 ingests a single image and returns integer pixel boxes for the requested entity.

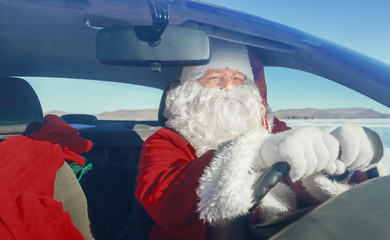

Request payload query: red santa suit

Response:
[135,42,375,239]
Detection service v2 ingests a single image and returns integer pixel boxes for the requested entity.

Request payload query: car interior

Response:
[1,0,390,239]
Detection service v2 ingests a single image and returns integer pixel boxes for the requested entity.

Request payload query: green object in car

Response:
[77,163,93,182]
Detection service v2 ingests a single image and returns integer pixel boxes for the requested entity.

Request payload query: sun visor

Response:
[96,25,210,69]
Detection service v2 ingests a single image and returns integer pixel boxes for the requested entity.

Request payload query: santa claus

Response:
[135,39,384,240]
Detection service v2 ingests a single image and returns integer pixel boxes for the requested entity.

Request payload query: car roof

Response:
[1,0,390,107]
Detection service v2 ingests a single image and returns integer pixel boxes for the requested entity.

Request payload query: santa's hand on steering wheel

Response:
[254,125,383,182]
[256,127,340,182]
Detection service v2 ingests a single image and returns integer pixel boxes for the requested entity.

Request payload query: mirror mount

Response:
[135,0,170,48]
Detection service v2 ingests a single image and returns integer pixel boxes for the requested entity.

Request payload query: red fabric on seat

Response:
[27,114,93,165]
[0,114,92,240]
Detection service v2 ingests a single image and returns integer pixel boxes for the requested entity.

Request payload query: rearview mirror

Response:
[96,25,210,67]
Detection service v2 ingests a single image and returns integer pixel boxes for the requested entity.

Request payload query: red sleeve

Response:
[135,128,214,240]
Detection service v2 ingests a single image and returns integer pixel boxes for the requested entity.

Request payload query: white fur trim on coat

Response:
[258,182,297,222]
[301,173,350,202]
[196,127,270,226]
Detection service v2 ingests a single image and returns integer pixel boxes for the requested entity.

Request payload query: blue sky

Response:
[205,0,390,113]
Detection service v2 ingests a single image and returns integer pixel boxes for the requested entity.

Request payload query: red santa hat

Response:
[180,38,255,83]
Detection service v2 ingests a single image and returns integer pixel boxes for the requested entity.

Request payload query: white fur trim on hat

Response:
[180,39,254,83]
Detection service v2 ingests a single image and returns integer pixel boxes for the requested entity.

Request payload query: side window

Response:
[25,77,163,120]
[264,67,390,172]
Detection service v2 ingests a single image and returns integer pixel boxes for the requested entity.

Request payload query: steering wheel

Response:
[251,162,291,206]
[225,162,296,240]
[226,162,380,240]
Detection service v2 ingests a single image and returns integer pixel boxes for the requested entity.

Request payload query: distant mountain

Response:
[96,109,158,120]
[274,108,390,119]
[45,108,389,120]
[44,109,159,120]
[44,110,68,116]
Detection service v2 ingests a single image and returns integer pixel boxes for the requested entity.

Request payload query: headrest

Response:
[157,84,170,127]
[0,77,44,139]
[158,79,180,127]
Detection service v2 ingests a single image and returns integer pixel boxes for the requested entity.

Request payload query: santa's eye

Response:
[208,76,223,84]
[232,74,245,82]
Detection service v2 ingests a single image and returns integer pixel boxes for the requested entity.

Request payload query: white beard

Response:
[164,80,267,157]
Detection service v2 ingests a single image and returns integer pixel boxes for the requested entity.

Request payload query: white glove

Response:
[255,127,343,182]
[330,125,383,171]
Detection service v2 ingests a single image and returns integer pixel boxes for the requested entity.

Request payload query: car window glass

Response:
[24,77,163,120]
[265,67,390,173]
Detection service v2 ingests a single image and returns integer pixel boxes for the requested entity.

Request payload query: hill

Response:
[44,109,159,120]
[96,109,158,120]
[274,108,390,119]
[44,108,390,120]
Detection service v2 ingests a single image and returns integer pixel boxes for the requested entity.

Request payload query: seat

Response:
[0,77,43,139]
[0,77,93,239]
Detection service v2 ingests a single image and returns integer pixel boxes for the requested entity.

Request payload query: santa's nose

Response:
[220,79,236,90]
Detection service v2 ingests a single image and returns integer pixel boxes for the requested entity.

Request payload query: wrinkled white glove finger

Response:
[287,128,326,180]
[331,125,359,167]
[363,127,384,166]
[298,129,339,178]
[323,160,346,175]
[257,134,283,170]
[334,160,347,174]
[259,130,306,181]
[324,159,346,175]
[302,141,317,177]
[272,128,329,181]
[323,161,337,175]
[287,151,307,182]
[324,160,346,175]
[331,125,383,171]
[318,132,339,174]
[352,127,374,169]
[259,149,308,182]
